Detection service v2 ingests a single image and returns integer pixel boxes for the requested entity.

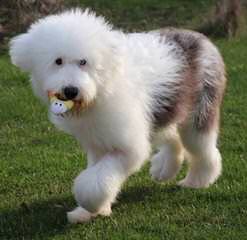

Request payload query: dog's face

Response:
[10,10,120,109]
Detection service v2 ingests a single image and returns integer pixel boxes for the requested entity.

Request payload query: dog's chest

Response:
[60,112,125,152]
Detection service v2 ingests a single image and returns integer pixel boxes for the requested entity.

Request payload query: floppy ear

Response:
[9,33,32,72]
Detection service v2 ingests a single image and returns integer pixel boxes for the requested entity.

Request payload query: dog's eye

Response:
[55,58,63,66]
[79,59,87,66]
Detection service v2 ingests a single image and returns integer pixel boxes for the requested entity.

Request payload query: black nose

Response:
[63,86,79,100]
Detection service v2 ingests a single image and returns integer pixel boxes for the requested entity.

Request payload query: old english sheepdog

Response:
[10,9,226,223]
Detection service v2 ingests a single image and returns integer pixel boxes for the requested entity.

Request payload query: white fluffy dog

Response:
[10,9,226,223]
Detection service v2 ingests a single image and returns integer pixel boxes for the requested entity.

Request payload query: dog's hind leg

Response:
[150,126,184,181]
[177,37,225,188]
[178,116,222,188]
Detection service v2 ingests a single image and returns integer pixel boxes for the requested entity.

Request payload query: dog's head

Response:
[10,9,122,110]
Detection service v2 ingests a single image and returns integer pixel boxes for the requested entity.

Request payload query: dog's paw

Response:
[99,203,112,216]
[67,207,95,224]
[150,152,167,181]
[178,149,221,189]
[178,178,205,188]
[178,169,219,189]
[150,147,183,181]
[150,156,175,181]
[67,205,112,224]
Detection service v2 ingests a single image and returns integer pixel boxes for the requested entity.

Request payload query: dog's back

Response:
[150,28,226,131]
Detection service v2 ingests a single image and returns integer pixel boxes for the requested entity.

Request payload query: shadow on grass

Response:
[2,183,245,239]
[0,185,182,239]
[118,182,247,209]
[0,196,76,239]
[119,184,182,204]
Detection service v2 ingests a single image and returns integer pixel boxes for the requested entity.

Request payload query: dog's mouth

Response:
[47,91,94,116]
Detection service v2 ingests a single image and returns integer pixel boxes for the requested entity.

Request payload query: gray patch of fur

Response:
[151,28,226,131]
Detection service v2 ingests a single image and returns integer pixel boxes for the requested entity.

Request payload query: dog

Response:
[9,9,226,223]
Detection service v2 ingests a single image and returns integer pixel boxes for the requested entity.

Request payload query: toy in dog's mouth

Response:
[47,91,92,116]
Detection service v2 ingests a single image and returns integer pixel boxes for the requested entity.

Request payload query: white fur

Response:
[67,206,94,223]
[178,126,222,188]
[9,9,224,223]
[151,126,184,181]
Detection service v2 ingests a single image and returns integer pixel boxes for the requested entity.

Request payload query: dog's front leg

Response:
[86,148,102,168]
[74,152,126,213]
[67,152,128,223]
[67,149,148,223]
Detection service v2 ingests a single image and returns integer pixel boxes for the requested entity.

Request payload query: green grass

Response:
[67,0,215,31]
[0,1,247,239]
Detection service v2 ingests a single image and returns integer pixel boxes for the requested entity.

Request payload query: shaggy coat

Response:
[10,10,226,223]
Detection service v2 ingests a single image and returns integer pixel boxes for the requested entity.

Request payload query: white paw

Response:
[73,158,124,213]
[99,204,112,216]
[178,171,219,189]
[178,150,222,189]
[150,146,183,181]
[150,152,165,181]
[67,207,95,224]
[178,177,208,189]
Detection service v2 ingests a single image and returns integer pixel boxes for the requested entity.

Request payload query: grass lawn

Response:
[0,1,247,239]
